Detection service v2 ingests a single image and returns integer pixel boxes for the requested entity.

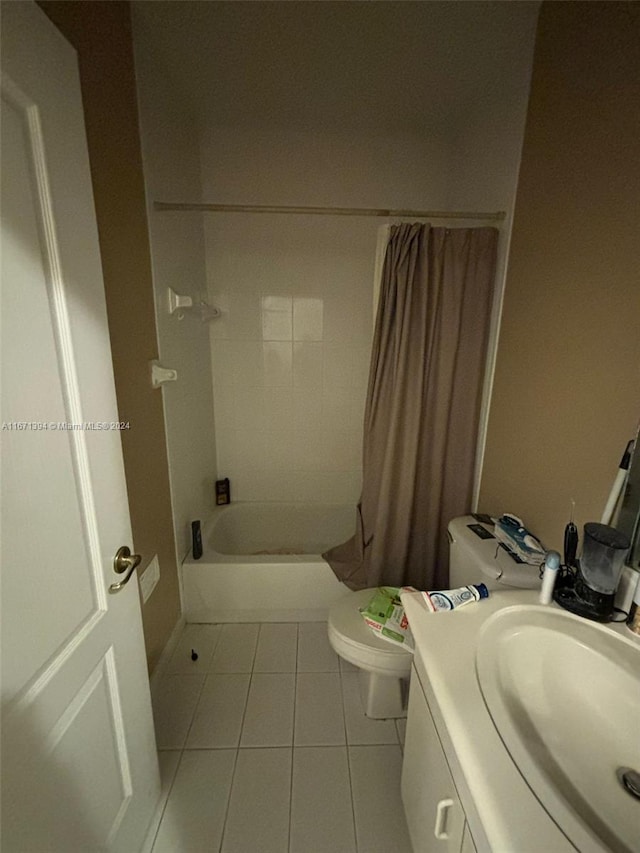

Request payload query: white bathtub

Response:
[181,502,355,622]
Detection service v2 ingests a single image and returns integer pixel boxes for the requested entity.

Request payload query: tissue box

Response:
[359,586,415,651]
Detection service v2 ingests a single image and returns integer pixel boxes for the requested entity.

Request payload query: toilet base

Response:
[358,669,408,719]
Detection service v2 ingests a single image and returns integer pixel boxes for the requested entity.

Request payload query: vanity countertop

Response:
[400,589,634,853]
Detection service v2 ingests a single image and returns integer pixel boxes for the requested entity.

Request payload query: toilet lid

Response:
[328,589,413,676]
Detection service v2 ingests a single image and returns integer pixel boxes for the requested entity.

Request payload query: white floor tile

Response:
[290,747,356,853]
[152,674,205,749]
[254,623,298,672]
[221,748,292,853]
[297,622,339,672]
[166,624,222,674]
[148,621,415,853]
[341,672,399,745]
[240,673,295,747]
[210,623,259,673]
[157,750,181,796]
[141,752,181,853]
[295,673,345,746]
[152,750,236,853]
[349,745,413,853]
[186,674,250,748]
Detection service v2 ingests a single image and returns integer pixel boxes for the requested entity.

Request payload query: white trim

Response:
[139,753,180,853]
[142,615,186,853]
[471,215,513,511]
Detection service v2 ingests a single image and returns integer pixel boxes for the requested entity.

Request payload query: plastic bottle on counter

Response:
[626,572,640,636]
[421,583,489,612]
[539,550,561,605]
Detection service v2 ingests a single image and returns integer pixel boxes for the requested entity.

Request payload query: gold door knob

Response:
[109,546,142,594]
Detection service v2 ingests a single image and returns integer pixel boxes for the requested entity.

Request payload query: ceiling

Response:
[133,1,540,134]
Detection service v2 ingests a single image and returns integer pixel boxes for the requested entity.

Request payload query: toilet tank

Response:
[448,515,541,591]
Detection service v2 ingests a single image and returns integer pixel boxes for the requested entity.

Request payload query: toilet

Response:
[327,514,542,719]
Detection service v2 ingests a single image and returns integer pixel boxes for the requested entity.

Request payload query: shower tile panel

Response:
[211,340,235,387]
[263,429,295,472]
[292,430,326,472]
[231,470,269,502]
[262,341,293,386]
[293,297,324,341]
[321,430,361,473]
[323,295,359,343]
[264,471,297,501]
[264,387,294,430]
[213,386,235,432]
[293,386,323,431]
[208,222,372,495]
[228,292,262,340]
[322,387,357,431]
[232,341,263,386]
[321,471,362,504]
[233,387,266,429]
[323,344,354,388]
[234,430,266,471]
[213,429,238,473]
[293,341,323,388]
[262,295,293,341]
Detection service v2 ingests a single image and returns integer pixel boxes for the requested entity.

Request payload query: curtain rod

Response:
[153,201,506,221]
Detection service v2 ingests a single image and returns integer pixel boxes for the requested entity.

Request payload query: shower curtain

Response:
[323,222,498,591]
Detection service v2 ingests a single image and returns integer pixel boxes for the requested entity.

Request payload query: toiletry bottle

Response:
[422,583,489,612]
[192,520,203,560]
[539,550,561,604]
[626,572,640,636]
[216,478,230,505]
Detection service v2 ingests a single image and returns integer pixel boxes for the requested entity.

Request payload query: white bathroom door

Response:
[1,3,160,851]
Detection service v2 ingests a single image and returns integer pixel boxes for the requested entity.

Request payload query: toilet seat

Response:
[328,589,412,677]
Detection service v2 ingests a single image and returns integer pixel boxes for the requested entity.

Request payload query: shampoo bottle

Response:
[192,520,203,560]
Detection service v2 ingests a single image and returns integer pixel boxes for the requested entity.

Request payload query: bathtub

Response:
[181,502,356,622]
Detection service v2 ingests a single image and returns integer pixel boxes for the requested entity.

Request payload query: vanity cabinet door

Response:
[401,672,466,852]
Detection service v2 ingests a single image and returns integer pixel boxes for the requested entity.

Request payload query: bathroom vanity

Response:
[400,589,640,853]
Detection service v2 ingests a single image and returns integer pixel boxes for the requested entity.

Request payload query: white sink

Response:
[476,605,640,853]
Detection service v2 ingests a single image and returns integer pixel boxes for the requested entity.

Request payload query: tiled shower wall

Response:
[205,215,376,503]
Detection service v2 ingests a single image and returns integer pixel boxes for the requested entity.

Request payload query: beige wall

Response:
[479,2,640,551]
[39,1,181,672]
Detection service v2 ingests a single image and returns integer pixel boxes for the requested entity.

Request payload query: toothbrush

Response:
[563,499,578,567]
[540,550,561,604]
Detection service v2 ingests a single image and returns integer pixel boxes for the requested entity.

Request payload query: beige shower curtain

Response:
[323,222,498,591]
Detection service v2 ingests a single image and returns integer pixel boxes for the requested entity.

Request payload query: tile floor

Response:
[147,621,413,853]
